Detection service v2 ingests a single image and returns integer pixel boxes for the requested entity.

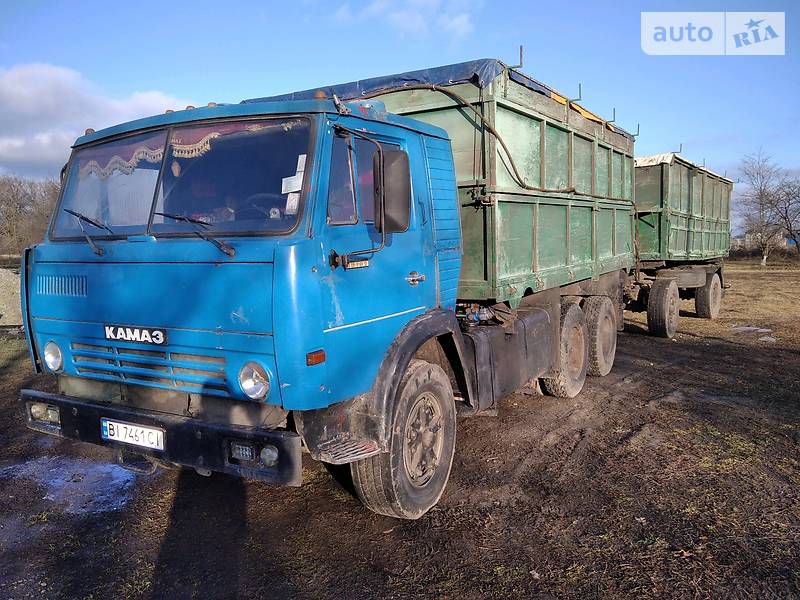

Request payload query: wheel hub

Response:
[403,392,444,487]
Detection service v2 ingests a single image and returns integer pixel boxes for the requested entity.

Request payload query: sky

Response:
[0,0,797,180]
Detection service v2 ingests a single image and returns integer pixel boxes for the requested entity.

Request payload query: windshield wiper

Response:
[63,208,114,256]
[154,212,235,257]
[64,208,114,234]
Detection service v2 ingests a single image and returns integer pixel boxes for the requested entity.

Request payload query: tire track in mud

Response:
[445,332,706,540]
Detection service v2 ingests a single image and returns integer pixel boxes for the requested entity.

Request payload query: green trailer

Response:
[359,61,636,308]
[635,153,732,262]
[629,153,733,337]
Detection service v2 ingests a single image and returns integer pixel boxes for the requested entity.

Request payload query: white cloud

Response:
[438,12,474,38]
[332,0,479,40]
[0,63,191,178]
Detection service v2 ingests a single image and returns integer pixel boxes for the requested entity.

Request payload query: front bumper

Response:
[20,389,302,486]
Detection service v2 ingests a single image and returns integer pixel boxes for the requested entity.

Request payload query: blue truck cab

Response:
[20,95,476,518]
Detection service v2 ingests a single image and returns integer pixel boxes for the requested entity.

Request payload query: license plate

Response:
[100,418,165,450]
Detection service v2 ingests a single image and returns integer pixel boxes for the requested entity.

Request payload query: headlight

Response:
[238,362,269,400]
[43,341,63,372]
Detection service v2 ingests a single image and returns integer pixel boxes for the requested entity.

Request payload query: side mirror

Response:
[373,150,410,233]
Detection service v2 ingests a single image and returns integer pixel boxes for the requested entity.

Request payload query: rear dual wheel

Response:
[541,302,589,398]
[583,296,617,377]
[647,278,680,338]
[695,272,722,319]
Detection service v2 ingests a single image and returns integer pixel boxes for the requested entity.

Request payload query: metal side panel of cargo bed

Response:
[366,65,636,305]
[634,153,733,262]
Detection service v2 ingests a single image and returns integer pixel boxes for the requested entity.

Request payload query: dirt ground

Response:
[0,262,798,599]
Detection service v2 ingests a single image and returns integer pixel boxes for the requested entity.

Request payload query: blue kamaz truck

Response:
[20,60,637,518]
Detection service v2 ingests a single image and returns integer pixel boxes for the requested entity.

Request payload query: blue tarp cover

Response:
[243,58,632,140]
[243,58,551,103]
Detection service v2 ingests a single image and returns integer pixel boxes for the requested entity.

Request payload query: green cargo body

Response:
[634,154,732,262]
[364,65,635,306]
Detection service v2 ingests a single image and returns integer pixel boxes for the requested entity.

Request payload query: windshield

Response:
[52,117,311,239]
[53,130,167,238]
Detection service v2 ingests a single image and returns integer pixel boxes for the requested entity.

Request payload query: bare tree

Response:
[0,175,60,254]
[775,177,800,254]
[737,151,785,265]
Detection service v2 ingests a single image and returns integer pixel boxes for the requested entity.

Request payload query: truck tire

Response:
[350,359,456,520]
[647,278,680,338]
[695,272,722,319]
[583,296,617,377]
[541,302,589,398]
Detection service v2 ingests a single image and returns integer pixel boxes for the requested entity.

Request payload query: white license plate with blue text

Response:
[101,418,165,450]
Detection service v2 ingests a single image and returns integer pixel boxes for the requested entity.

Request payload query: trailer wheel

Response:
[647,278,680,338]
[541,303,589,398]
[695,272,722,319]
[350,359,456,520]
[583,296,617,377]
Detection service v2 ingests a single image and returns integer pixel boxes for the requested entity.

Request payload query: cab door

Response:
[317,120,433,402]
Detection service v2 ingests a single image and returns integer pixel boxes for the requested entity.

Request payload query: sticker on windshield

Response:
[281,174,302,194]
[285,192,299,215]
[281,154,307,194]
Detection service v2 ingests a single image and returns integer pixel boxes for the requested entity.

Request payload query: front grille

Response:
[70,341,230,397]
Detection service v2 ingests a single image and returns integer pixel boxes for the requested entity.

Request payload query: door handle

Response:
[405,271,426,286]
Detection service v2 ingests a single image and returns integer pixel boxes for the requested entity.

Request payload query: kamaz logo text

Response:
[104,325,166,345]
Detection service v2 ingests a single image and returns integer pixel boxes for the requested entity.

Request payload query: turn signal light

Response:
[306,349,326,366]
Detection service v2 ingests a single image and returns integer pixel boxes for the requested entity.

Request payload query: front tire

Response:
[350,359,456,520]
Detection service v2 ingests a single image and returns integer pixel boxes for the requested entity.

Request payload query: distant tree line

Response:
[736,151,800,265]
[0,176,60,255]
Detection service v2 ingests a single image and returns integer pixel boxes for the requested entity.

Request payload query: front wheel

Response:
[350,359,456,520]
